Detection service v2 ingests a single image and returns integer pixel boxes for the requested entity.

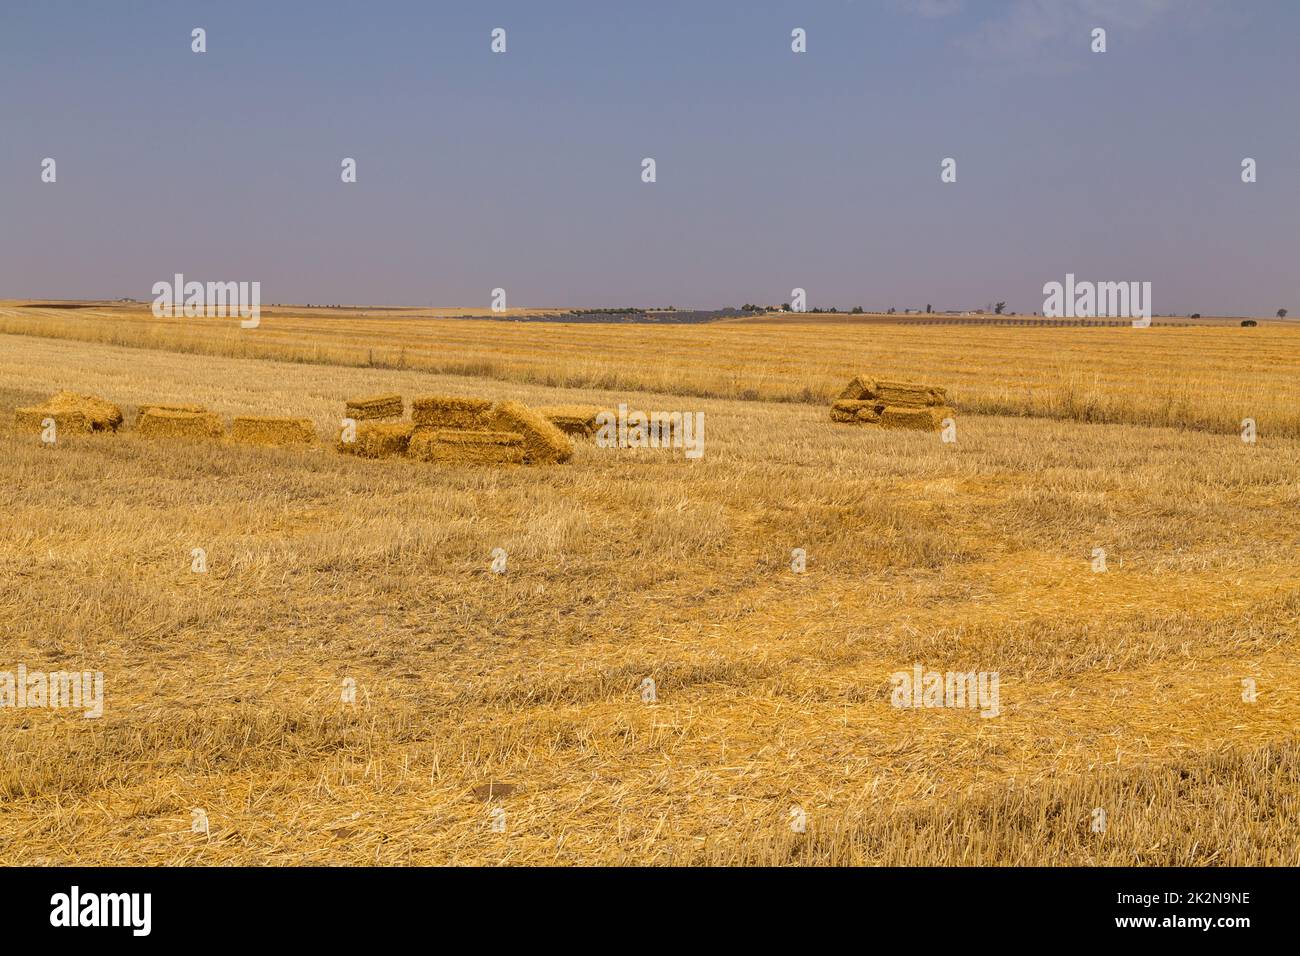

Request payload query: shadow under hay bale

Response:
[345,393,403,421]
[536,404,605,438]
[337,421,414,458]
[15,391,123,433]
[137,408,225,440]
[407,427,525,465]
[411,395,493,429]
[230,416,317,446]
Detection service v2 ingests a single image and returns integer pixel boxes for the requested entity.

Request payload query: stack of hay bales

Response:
[408,395,572,465]
[137,408,225,440]
[332,392,574,466]
[535,404,605,439]
[230,416,317,446]
[337,393,410,458]
[345,393,404,421]
[14,391,124,434]
[831,376,953,431]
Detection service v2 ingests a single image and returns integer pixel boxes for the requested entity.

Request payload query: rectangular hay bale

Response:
[337,421,415,459]
[407,427,525,465]
[411,395,493,429]
[14,407,91,433]
[230,416,317,446]
[876,380,949,407]
[488,400,573,464]
[879,405,952,431]
[345,393,403,421]
[136,408,225,440]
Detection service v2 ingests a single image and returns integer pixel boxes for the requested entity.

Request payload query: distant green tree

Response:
[994,301,1006,315]
[1278,308,1288,318]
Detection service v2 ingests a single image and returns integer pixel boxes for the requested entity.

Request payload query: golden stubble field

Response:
[1,308,1298,865]
[4,302,1300,436]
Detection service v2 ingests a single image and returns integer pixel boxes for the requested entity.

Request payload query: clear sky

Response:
[1,0,1295,314]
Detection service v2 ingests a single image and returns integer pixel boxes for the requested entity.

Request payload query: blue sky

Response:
[1,0,1295,313]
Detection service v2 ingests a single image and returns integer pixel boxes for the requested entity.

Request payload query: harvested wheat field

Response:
[1,322,1299,866]
[6,301,1299,437]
